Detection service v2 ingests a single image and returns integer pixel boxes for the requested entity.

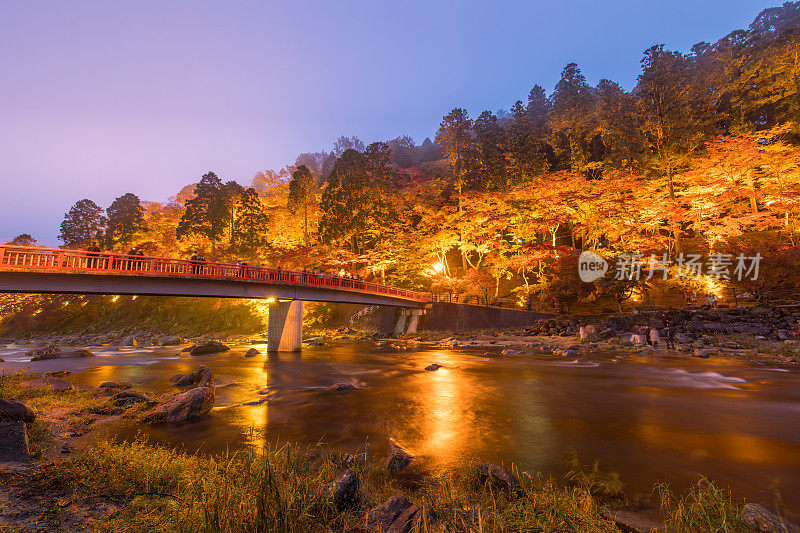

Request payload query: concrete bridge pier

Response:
[268,300,303,352]
[394,308,427,336]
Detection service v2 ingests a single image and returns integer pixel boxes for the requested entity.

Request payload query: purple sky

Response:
[0,0,775,245]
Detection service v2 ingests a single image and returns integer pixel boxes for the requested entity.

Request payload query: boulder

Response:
[158,336,183,346]
[674,333,691,343]
[142,386,215,424]
[19,378,73,392]
[742,503,800,533]
[0,398,35,423]
[30,347,94,361]
[171,365,213,387]
[386,505,438,533]
[694,348,710,358]
[601,508,664,533]
[387,438,413,473]
[0,421,29,463]
[111,389,153,407]
[245,348,260,357]
[424,363,441,371]
[366,495,413,532]
[328,469,359,511]
[330,382,356,392]
[189,341,230,356]
[476,463,523,500]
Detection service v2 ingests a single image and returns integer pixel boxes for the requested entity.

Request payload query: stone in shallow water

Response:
[424,363,441,371]
[111,390,153,407]
[0,421,29,463]
[245,348,260,357]
[29,347,94,361]
[329,382,356,391]
[189,341,229,356]
[142,386,215,424]
[386,438,413,473]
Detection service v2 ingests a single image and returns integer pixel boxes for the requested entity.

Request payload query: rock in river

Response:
[142,386,215,424]
[29,347,94,361]
[386,438,413,473]
[0,421,30,463]
[189,341,230,356]
[171,365,213,387]
[0,398,35,423]
[158,335,183,346]
[111,389,154,407]
[424,363,441,371]
[245,348,260,357]
[330,382,357,392]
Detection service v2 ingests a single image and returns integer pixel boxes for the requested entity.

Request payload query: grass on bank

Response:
[46,436,759,532]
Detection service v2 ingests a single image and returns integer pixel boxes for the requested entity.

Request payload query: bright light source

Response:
[131,295,138,300]
[433,262,444,273]
[110,295,119,302]
[266,297,275,303]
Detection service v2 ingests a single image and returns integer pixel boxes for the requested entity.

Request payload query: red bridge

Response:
[0,246,431,351]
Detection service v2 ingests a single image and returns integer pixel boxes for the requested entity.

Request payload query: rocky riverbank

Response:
[1,368,797,532]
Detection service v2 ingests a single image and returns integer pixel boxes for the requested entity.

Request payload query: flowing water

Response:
[2,342,800,513]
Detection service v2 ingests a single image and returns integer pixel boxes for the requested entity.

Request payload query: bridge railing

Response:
[0,246,432,303]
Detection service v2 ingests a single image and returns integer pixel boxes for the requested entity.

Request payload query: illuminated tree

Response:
[59,199,106,249]
[288,165,317,246]
[232,188,269,256]
[106,193,146,250]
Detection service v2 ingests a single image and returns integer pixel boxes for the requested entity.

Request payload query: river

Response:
[2,342,800,513]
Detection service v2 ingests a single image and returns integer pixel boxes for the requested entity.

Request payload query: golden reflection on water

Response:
[240,355,270,448]
[418,365,460,459]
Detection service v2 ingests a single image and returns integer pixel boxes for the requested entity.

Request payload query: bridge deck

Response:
[0,246,431,308]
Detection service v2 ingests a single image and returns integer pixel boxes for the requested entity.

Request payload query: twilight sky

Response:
[0,0,776,244]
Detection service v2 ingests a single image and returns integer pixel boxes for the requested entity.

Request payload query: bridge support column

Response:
[406,313,420,334]
[393,314,408,337]
[268,300,303,352]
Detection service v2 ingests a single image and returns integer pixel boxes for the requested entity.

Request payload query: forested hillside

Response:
[13,2,800,312]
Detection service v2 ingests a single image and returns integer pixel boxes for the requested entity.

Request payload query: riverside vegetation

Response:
[0,370,797,532]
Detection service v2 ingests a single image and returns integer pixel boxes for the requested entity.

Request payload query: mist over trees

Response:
[51,2,800,309]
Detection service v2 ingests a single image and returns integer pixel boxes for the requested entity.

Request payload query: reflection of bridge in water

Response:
[0,246,431,351]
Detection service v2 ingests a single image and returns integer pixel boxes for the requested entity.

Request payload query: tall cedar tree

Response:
[106,193,146,250]
[232,187,269,255]
[318,144,393,254]
[59,199,106,248]
[177,173,244,249]
[287,165,317,246]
